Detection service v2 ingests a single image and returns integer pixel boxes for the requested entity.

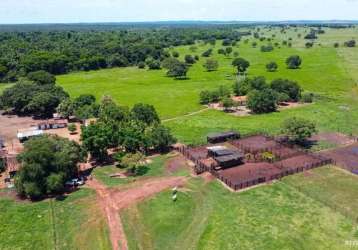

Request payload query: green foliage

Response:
[120,152,145,173]
[232,57,250,73]
[131,103,160,125]
[286,55,302,69]
[184,55,195,64]
[271,79,302,101]
[281,116,317,144]
[266,61,278,72]
[203,59,219,71]
[222,97,235,110]
[166,62,188,79]
[260,45,274,52]
[0,80,68,117]
[301,92,314,103]
[199,85,230,104]
[146,58,161,70]
[201,48,213,57]
[15,135,84,199]
[344,40,356,47]
[67,123,77,133]
[247,89,277,114]
[27,70,56,85]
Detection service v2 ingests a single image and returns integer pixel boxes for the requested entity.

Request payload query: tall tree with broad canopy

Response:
[281,117,317,145]
[131,103,160,125]
[247,89,277,114]
[15,135,84,199]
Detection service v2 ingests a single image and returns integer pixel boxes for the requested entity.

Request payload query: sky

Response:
[0,0,358,24]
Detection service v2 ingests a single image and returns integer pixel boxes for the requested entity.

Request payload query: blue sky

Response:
[0,0,358,24]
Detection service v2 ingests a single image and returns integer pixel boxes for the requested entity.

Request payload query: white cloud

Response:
[0,0,357,24]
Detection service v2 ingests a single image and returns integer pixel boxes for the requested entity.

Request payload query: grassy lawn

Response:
[121,167,358,250]
[57,27,358,144]
[0,188,111,250]
[92,153,189,187]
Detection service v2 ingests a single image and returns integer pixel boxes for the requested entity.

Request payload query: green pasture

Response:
[57,27,358,144]
[0,188,111,250]
[121,166,358,250]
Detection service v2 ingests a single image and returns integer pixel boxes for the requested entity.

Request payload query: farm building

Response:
[207,131,240,144]
[214,153,245,169]
[17,128,44,142]
[207,146,237,157]
[37,119,68,130]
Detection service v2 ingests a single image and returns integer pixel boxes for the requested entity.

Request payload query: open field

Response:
[121,166,358,250]
[0,188,111,250]
[57,28,358,144]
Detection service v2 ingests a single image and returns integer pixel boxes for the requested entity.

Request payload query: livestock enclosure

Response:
[177,134,332,191]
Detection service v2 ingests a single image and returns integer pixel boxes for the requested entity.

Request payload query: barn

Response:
[207,131,240,144]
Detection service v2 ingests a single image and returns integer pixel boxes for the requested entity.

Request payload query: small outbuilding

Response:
[207,131,240,144]
[38,119,68,130]
[17,128,44,142]
[214,153,245,169]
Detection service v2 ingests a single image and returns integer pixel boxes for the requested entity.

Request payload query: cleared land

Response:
[0,188,111,250]
[121,166,358,250]
[58,28,358,144]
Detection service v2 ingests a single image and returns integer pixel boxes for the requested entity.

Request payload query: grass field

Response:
[57,27,358,144]
[0,188,111,250]
[121,166,358,250]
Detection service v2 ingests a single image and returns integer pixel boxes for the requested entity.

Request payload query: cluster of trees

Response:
[0,71,68,117]
[81,97,176,161]
[0,27,248,82]
[162,57,190,79]
[233,77,304,113]
[57,94,99,120]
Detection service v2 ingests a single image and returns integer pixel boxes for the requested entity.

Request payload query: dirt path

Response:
[87,176,187,250]
[162,108,209,123]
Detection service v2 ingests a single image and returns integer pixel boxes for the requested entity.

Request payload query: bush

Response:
[185,55,195,64]
[260,45,274,52]
[203,59,219,71]
[301,92,314,103]
[202,48,213,57]
[172,51,180,57]
[138,62,146,69]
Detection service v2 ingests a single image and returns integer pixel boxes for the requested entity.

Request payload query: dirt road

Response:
[87,176,187,250]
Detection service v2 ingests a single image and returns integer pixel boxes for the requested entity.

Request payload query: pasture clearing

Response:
[121,166,358,250]
[57,28,358,144]
[0,188,111,250]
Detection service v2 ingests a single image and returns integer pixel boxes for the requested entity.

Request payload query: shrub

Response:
[270,79,302,101]
[301,92,314,103]
[203,59,219,71]
[344,40,356,47]
[260,45,274,52]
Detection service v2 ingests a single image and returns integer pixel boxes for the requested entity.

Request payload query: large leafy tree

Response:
[281,117,317,144]
[271,79,302,101]
[15,135,84,199]
[27,70,56,85]
[247,89,277,114]
[232,57,250,74]
[131,103,160,125]
[286,55,302,69]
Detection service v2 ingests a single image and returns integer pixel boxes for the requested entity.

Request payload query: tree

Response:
[266,62,278,72]
[81,122,113,161]
[25,92,61,118]
[68,123,77,134]
[344,40,356,47]
[286,55,302,69]
[232,78,250,96]
[15,135,84,199]
[120,152,145,174]
[162,57,181,70]
[138,62,146,69]
[232,58,250,74]
[334,42,339,48]
[233,51,239,57]
[201,48,213,57]
[27,70,56,85]
[184,55,195,64]
[131,103,160,125]
[305,42,314,48]
[166,62,188,79]
[225,47,233,57]
[260,45,274,52]
[98,96,129,122]
[199,90,212,104]
[203,59,219,72]
[247,89,277,114]
[74,94,96,107]
[172,51,180,58]
[222,97,234,111]
[281,117,317,144]
[270,79,302,101]
[146,58,161,70]
[145,124,177,153]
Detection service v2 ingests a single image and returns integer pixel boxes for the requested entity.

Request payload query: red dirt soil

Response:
[322,144,358,171]
[310,132,356,146]
[86,176,187,250]
[165,155,187,173]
